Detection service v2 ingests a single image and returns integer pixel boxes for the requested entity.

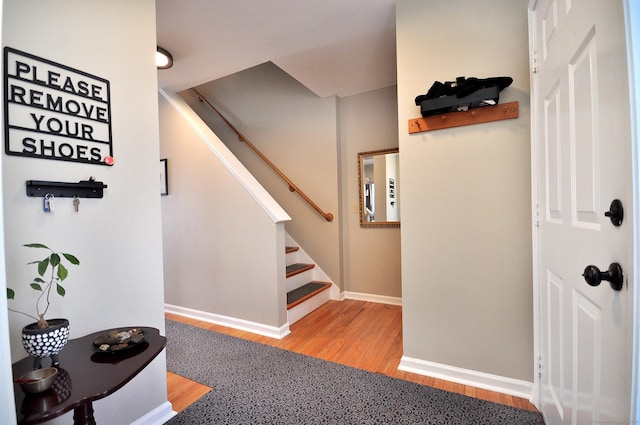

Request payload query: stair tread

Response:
[287,281,331,309]
[286,263,315,278]
[285,246,299,254]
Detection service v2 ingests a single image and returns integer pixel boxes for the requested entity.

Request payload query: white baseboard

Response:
[130,401,176,425]
[342,291,402,306]
[398,356,534,401]
[165,304,291,339]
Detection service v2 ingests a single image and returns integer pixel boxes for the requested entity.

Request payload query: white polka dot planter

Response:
[21,319,70,369]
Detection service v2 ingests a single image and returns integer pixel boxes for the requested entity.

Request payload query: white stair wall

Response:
[285,233,338,325]
[285,233,335,291]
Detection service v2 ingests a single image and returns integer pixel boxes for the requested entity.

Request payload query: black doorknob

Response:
[604,199,624,226]
[582,263,624,291]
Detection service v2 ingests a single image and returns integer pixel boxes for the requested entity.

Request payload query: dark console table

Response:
[12,326,167,425]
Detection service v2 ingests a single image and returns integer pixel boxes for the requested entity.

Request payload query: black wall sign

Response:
[4,47,113,166]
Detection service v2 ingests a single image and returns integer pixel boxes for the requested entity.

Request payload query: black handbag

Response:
[414,76,513,117]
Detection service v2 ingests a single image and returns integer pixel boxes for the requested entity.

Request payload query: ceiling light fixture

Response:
[156,46,173,70]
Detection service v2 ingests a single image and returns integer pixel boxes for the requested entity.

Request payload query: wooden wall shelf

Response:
[408,101,519,134]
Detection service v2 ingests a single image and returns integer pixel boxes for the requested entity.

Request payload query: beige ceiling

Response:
[155,0,397,98]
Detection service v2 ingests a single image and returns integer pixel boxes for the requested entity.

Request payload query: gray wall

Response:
[159,91,289,330]
[1,1,169,423]
[397,0,534,381]
[183,63,402,299]
[339,87,401,298]
[184,63,342,286]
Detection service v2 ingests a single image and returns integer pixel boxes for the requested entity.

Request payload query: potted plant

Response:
[7,243,80,368]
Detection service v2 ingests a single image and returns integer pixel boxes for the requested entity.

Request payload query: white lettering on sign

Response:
[4,47,113,165]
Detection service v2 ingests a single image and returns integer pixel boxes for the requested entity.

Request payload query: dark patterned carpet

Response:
[165,320,544,424]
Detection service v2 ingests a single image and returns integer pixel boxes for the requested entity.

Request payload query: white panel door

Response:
[530,0,633,423]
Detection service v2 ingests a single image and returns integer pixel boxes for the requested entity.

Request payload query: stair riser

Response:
[285,250,302,267]
[286,269,315,292]
[285,235,335,325]
[287,288,331,325]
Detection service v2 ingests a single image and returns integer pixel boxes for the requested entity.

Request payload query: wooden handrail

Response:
[192,89,334,222]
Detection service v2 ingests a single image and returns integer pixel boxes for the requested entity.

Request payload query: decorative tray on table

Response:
[92,328,145,353]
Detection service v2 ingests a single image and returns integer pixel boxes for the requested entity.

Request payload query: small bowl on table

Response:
[16,367,58,394]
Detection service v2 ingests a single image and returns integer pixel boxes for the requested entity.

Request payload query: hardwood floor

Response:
[166,371,211,413]
[166,299,538,414]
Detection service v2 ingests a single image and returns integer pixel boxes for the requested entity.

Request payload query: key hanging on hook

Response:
[43,193,55,212]
[73,196,80,213]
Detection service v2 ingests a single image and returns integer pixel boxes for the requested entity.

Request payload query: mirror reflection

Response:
[358,148,400,227]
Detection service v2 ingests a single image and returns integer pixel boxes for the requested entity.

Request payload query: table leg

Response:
[73,402,96,425]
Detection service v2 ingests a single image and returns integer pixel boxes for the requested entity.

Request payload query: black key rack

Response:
[26,179,107,199]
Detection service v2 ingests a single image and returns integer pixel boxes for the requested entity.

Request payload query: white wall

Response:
[385,153,400,221]
[0,0,15,420]
[397,0,534,384]
[159,91,291,331]
[0,0,15,408]
[2,1,169,423]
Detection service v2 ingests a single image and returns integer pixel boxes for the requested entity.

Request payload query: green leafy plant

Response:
[6,243,80,329]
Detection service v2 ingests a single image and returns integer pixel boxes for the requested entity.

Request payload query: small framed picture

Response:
[160,158,168,196]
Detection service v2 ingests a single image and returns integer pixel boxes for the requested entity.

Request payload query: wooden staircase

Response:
[285,245,332,324]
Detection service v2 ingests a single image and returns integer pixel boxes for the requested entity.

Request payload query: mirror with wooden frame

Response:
[358,148,400,227]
